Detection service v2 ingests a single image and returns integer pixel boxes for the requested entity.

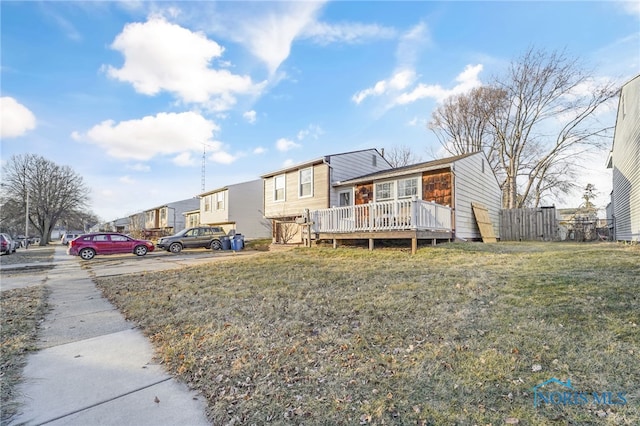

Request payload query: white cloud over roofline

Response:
[0,97,36,138]
[276,138,301,152]
[105,17,265,109]
[72,111,221,162]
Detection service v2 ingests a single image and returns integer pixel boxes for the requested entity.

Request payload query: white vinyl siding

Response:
[274,175,286,202]
[453,153,502,240]
[610,75,640,241]
[199,180,270,239]
[299,167,313,198]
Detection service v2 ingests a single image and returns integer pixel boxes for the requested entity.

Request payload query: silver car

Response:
[0,233,18,255]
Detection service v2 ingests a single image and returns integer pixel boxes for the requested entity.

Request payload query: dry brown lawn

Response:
[94,242,639,425]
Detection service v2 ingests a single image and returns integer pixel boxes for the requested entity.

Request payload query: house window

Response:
[274,175,285,201]
[204,195,211,212]
[372,154,377,167]
[299,167,313,198]
[482,159,485,173]
[339,191,352,206]
[215,192,225,210]
[398,178,418,198]
[375,181,395,201]
[160,208,166,221]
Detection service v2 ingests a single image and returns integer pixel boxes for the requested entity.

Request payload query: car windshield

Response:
[172,229,191,237]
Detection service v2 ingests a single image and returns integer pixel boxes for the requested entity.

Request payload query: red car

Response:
[68,232,155,260]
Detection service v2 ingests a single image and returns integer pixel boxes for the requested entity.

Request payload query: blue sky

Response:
[2,1,639,221]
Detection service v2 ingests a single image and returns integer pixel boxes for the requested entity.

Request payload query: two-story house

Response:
[261,149,392,243]
[198,179,271,239]
[142,198,200,238]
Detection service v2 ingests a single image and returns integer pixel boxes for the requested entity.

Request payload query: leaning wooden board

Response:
[472,203,497,243]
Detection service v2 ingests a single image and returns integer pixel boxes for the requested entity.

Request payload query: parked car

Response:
[67,232,155,260]
[1,233,17,255]
[157,226,227,253]
[61,233,83,245]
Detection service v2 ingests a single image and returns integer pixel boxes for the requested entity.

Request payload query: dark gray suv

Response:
[157,226,227,253]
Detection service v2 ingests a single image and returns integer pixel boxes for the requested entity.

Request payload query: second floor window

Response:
[299,167,313,198]
[215,192,225,210]
[274,175,285,201]
[204,196,211,212]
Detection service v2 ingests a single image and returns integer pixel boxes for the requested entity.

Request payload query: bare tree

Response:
[384,145,421,167]
[0,154,92,245]
[429,86,506,171]
[428,47,618,208]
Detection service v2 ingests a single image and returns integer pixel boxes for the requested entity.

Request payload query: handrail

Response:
[311,198,452,233]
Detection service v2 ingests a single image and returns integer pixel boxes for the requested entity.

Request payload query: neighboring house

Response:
[198,179,270,239]
[316,152,501,249]
[606,74,640,242]
[184,209,201,229]
[261,149,392,243]
[88,217,129,234]
[143,198,200,238]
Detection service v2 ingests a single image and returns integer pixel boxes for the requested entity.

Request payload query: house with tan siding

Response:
[261,149,392,243]
[606,74,640,242]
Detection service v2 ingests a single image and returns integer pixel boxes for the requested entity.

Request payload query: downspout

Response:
[450,164,456,238]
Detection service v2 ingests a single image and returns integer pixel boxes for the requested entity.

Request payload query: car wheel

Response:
[169,242,182,253]
[79,248,96,260]
[134,245,148,256]
[210,240,222,250]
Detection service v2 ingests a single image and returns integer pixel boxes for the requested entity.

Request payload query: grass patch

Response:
[0,246,55,267]
[0,285,49,423]
[95,242,639,424]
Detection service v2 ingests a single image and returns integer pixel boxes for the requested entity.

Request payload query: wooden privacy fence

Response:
[500,207,558,241]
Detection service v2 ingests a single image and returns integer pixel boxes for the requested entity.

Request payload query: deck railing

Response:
[311,198,452,233]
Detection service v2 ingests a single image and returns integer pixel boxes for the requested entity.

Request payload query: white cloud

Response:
[253,146,267,154]
[297,124,324,141]
[276,138,301,152]
[352,69,416,104]
[618,0,640,18]
[396,22,430,67]
[243,110,257,124]
[105,17,264,109]
[227,2,325,74]
[393,64,483,105]
[407,117,428,127]
[282,159,295,167]
[73,111,220,161]
[118,175,136,184]
[209,150,236,164]
[127,163,151,172]
[302,21,396,45]
[0,97,36,138]
[173,152,195,166]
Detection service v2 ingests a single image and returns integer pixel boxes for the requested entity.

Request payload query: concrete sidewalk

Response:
[10,246,210,425]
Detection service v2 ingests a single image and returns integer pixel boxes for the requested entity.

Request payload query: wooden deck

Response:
[309,199,453,254]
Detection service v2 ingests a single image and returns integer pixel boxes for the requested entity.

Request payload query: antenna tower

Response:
[201,144,206,192]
